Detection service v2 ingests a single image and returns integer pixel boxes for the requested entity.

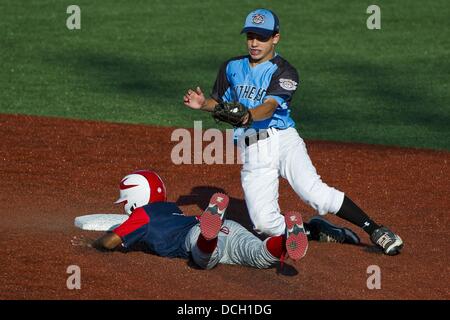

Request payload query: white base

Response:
[74,214,129,231]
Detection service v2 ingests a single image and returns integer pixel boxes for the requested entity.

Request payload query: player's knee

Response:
[306,182,344,215]
[252,213,285,236]
[191,245,221,270]
[201,262,218,270]
[193,255,219,270]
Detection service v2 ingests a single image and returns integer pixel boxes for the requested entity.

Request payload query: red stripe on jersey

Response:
[113,207,150,238]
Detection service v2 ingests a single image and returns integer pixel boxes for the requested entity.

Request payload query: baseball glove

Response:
[212,102,253,127]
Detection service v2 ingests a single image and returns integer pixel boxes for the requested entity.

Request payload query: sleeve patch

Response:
[279,78,298,91]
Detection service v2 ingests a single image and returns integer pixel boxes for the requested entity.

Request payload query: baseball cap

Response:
[240,8,280,38]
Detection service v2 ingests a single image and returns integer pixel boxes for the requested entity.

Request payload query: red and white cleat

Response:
[200,193,229,240]
[284,211,309,260]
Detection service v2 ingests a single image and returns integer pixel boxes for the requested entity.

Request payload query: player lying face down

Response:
[72,170,362,269]
[71,170,168,251]
[71,170,313,269]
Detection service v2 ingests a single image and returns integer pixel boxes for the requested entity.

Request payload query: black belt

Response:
[244,128,281,147]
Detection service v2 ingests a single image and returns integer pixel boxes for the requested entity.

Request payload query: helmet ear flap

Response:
[125,202,137,215]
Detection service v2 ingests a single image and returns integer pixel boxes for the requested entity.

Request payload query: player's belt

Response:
[244,128,280,147]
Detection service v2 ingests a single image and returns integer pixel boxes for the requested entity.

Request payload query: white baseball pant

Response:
[239,127,345,236]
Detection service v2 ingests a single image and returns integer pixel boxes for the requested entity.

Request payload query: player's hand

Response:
[183,87,206,110]
[71,235,95,248]
[241,110,252,126]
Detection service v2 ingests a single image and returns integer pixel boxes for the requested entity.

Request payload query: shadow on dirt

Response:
[185,256,299,276]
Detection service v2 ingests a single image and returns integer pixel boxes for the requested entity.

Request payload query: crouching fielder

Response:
[71,170,310,269]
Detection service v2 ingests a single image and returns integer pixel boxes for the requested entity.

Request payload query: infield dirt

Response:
[0,114,448,299]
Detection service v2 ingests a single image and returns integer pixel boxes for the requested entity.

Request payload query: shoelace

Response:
[377,234,392,247]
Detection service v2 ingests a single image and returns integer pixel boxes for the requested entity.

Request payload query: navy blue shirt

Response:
[113,202,198,258]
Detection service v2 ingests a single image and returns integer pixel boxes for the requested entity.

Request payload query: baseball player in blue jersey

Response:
[71,170,360,269]
[183,8,404,256]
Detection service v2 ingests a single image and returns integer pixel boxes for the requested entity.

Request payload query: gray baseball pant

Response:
[185,220,279,270]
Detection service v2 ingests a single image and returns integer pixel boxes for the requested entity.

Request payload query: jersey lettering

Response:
[234,85,266,102]
[211,54,299,131]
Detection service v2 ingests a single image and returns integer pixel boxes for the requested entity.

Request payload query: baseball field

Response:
[1,0,449,300]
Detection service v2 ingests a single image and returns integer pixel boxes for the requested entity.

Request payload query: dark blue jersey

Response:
[211,54,299,134]
[113,202,198,258]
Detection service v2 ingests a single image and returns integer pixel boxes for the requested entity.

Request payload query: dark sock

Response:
[336,196,380,235]
[196,234,218,253]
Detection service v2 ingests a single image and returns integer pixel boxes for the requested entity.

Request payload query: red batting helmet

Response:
[114,170,167,215]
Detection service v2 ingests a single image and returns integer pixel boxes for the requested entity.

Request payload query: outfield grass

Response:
[1,0,449,150]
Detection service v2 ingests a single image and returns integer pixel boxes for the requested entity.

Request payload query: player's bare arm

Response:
[244,98,278,124]
[72,232,122,251]
[183,87,218,112]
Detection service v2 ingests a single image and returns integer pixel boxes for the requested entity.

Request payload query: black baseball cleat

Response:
[306,216,361,245]
[370,226,403,255]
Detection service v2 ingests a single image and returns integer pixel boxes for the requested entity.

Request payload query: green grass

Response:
[1,0,449,150]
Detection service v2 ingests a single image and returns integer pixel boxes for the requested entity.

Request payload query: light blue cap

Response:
[241,8,280,38]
